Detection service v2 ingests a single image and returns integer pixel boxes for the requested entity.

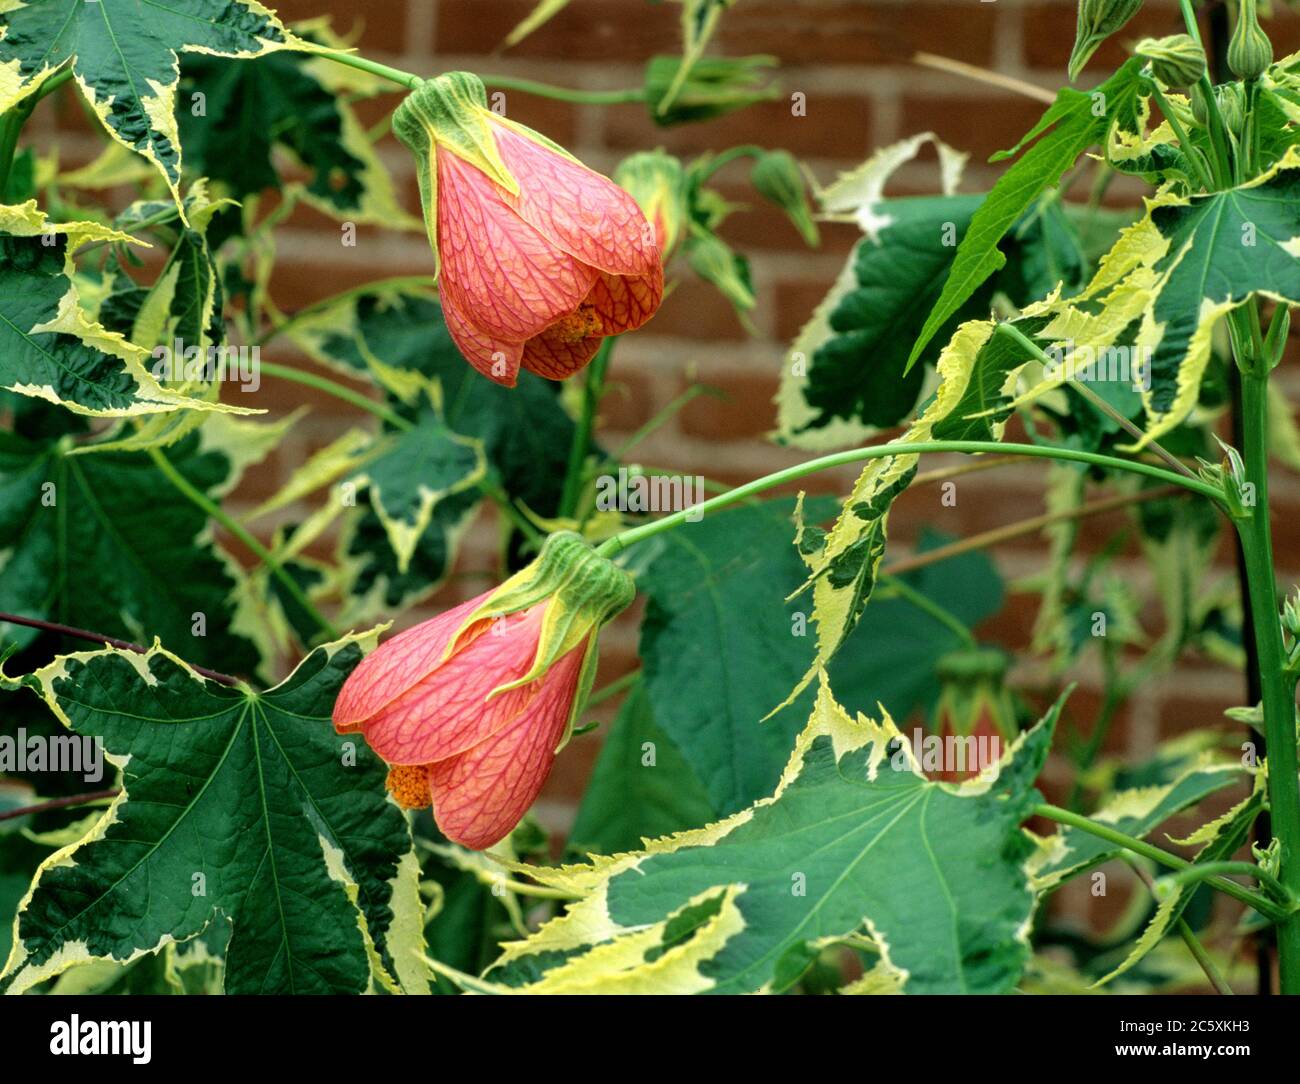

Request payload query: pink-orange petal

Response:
[428,644,585,850]
[333,594,485,731]
[436,145,598,343]
[521,327,604,381]
[440,287,524,385]
[586,268,664,337]
[492,121,660,279]
[358,607,548,767]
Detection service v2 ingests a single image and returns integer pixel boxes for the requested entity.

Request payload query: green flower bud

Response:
[1134,34,1206,87]
[687,230,756,318]
[645,54,779,126]
[1228,0,1273,81]
[1069,0,1143,81]
[1191,81,1246,138]
[614,149,688,259]
[749,149,819,247]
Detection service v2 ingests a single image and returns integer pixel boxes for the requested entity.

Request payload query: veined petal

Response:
[522,325,604,380]
[333,595,484,731]
[586,267,664,336]
[440,287,524,386]
[359,607,548,766]
[428,643,585,849]
[493,120,660,278]
[436,145,598,342]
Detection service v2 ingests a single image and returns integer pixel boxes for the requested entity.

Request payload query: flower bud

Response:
[687,230,756,317]
[614,149,688,259]
[1191,81,1246,138]
[750,149,819,246]
[1069,0,1143,81]
[929,647,1016,783]
[645,53,779,126]
[1135,34,1206,88]
[1228,0,1273,81]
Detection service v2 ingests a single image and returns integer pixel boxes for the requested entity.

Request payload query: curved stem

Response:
[312,49,422,90]
[0,611,241,687]
[481,74,644,105]
[258,361,412,431]
[594,440,1225,558]
[146,448,340,642]
[1035,803,1289,922]
[0,65,75,199]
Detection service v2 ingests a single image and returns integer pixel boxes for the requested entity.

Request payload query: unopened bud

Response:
[645,54,779,126]
[1069,0,1143,81]
[1228,0,1273,81]
[750,150,819,246]
[1135,34,1206,88]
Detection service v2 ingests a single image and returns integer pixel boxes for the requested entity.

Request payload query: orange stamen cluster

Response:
[385,765,431,810]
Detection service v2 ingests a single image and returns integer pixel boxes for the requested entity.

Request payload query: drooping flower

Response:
[333,533,635,849]
[929,647,1016,783]
[392,72,663,387]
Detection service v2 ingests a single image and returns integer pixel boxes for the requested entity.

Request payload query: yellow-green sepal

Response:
[448,531,635,693]
[391,71,521,277]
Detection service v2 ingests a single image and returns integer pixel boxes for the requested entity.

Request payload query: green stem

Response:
[1146,79,1215,192]
[1235,364,1300,992]
[258,360,412,431]
[878,573,976,647]
[1178,0,1234,187]
[594,440,1225,558]
[312,49,422,90]
[481,74,644,105]
[147,448,340,642]
[76,206,181,257]
[1175,916,1235,995]
[560,338,613,520]
[1035,803,1289,921]
[1157,860,1292,906]
[693,144,766,182]
[994,322,1195,478]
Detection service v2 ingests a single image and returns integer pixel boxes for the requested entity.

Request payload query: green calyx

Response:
[750,149,819,246]
[933,647,1015,739]
[1228,0,1273,82]
[391,71,520,276]
[452,531,636,694]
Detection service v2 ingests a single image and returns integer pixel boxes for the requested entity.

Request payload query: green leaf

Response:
[0,419,267,676]
[482,683,1064,995]
[906,59,1145,370]
[0,633,415,995]
[633,499,1003,816]
[568,682,716,855]
[177,39,416,227]
[0,0,301,212]
[0,204,232,416]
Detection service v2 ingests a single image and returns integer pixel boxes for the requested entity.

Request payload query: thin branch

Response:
[882,485,1183,577]
[0,611,241,686]
[0,788,120,823]
[912,51,1056,105]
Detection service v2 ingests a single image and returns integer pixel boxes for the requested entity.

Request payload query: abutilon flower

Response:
[392,72,663,387]
[928,647,1016,783]
[333,533,635,850]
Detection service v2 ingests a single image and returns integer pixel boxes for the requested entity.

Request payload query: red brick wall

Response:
[30,3,1300,919]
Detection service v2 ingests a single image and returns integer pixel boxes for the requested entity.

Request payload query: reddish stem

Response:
[0,788,120,823]
[0,612,241,687]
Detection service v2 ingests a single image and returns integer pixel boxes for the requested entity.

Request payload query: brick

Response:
[679,370,781,440]
[900,94,1051,164]
[436,0,675,60]
[603,94,872,162]
[1021,2,1184,75]
[633,275,749,342]
[598,367,657,433]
